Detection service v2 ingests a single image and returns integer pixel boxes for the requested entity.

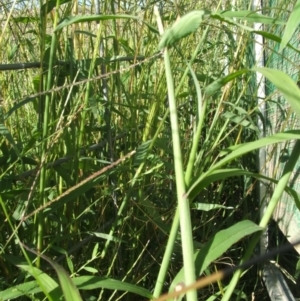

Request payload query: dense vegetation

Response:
[0,0,300,300]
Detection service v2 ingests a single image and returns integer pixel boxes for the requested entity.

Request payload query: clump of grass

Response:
[0,0,300,300]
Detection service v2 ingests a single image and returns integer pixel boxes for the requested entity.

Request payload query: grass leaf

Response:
[41,0,72,16]
[16,264,61,300]
[253,30,300,54]
[187,130,300,200]
[0,124,21,157]
[191,203,233,211]
[212,10,285,24]
[222,111,259,132]
[188,168,300,211]
[0,281,43,300]
[198,220,262,274]
[41,257,82,301]
[204,69,249,98]
[170,220,263,292]
[158,10,208,49]
[253,67,300,119]
[279,0,300,52]
[73,276,153,298]
[19,246,82,301]
[55,15,139,32]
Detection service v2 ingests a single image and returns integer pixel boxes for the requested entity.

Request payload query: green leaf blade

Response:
[279,0,300,52]
[73,276,153,298]
[0,281,42,300]
[16,264,61,300]
[158,10,208,49]
[44,258,83,301]
[198,220,263,275]
[213,10,285,24]
[170,221,263,293]
[187,130,300,200]
[253,67,300,120]
[55,15,139,32]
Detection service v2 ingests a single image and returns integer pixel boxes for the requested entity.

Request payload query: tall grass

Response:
[0,0,300,300]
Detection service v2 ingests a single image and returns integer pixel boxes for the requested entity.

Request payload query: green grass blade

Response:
[253,30,300,54]
[222,111,259,132]
[46,259,83,301]
[253,67,300,119]
[19,245,82,301]
[158,10,207,49]
[199,220,262,276]
[212,10,285,24]
[0,124,21,157]
[16,264,60,300]
[191,203,233,211]
[170,220,263,293]
[41,0,72,15]
[279,0,300,52]
[188,168,300,209]
[187,130,300,199]
[73,276,153,298]
[222,139,300,301]
[0,281,42,300]
[203,69,249,98]
[55,15,139,32]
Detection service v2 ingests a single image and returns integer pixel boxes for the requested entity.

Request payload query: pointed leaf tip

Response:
[158,10,209,49]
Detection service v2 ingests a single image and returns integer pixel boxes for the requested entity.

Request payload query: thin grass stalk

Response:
[110,0,121,103]
[37,0,59,267]
[99,153,149,260]
[184,64,206,181]
[73,5,104,232]
[107,237,150,301]
[0,0,16,45]
[152,208,180,297]
[201,20,251,158]
[221,139,300,301]
[77,14,102,148]
[103,0,118,219]
[38,2,47,131]
[98,98,174,262]
[98,95,174,265]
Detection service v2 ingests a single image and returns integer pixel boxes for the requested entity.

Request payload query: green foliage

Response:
[55,15,140,32]
[0,0,300,300]
[279,0,300,51]
[211,10,286,24]
[253,67,300,119]
[170,220,263,293]
[158,10,208,49]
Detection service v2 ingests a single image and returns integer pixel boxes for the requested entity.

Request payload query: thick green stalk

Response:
[153,25,210,299]
[153,99,207,297]
[222,139,300,301]
[163,47,197,301]
[37,0,59,267]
